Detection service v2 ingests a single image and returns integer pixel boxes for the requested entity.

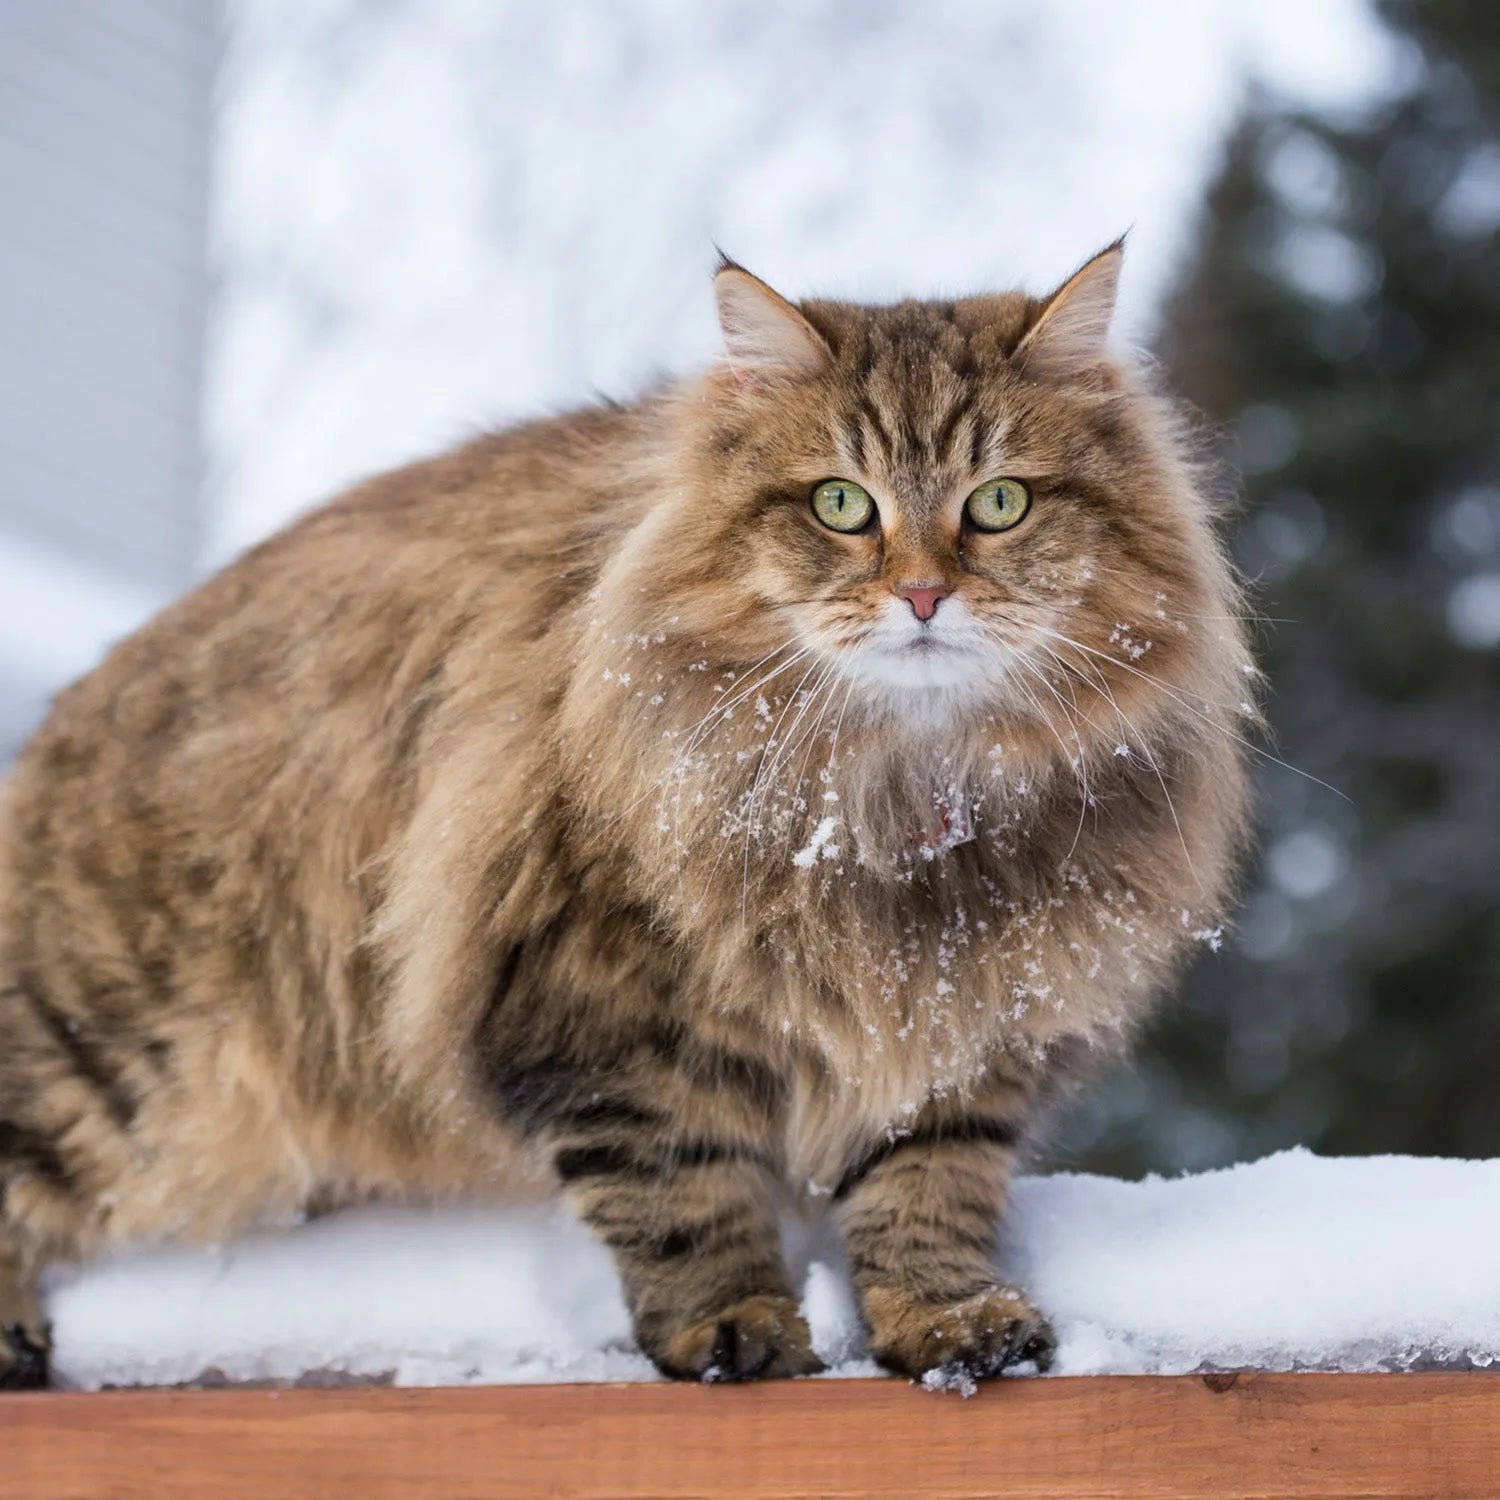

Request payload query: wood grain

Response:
[4,1373,1498,1499]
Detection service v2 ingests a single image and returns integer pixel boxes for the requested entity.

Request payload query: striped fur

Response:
[0,249,1252,1385]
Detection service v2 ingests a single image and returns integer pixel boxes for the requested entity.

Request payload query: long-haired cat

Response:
[0,245,1251,1388]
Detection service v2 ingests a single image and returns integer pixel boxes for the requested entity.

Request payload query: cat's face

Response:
[656,248,1228,755]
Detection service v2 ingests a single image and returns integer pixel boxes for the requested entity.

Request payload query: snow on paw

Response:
[865,1284,1054,1383]
[0,1322,50,1390]
[654,1295,825,1382]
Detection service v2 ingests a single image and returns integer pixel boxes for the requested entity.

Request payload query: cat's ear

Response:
[714,258,831,382]
[1014,241,1124,383]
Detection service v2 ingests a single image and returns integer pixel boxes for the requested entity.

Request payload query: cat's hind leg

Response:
[0,1223,48,1389]
[0,974,144,1389]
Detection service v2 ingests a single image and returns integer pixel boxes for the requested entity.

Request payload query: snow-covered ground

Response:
[46,1149,1498,1389]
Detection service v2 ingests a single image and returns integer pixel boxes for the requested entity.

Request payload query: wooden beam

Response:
[6,1373,1498,1499]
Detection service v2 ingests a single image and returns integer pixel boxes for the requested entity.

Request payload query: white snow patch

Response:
[45,1150,1500,1390]
[792,815,839,869]
[1006,1150,1500,1376]
[921,1364,979,1398]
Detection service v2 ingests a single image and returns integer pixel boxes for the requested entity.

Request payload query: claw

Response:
[1021,1330,1055,1372]
[656,1295,824,1382]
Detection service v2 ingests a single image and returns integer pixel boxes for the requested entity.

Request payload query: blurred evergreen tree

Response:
[1065,0,1500,1176]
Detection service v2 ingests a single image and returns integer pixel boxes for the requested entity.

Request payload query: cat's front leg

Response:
[834,1071,1055,1382]
[540,1050,822,1382]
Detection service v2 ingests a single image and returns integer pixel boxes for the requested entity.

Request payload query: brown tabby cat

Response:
[0,245,1252,1389]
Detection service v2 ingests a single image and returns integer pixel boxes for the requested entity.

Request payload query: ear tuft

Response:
[714,263,830,381]
[1014,241,1124,383]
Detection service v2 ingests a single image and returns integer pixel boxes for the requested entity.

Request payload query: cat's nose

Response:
[897,583,950,622]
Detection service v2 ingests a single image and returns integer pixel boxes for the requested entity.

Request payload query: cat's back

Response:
[19,399,648,771]
[4,400,652,994]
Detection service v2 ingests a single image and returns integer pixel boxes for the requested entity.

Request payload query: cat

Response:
[0,244,1252,1389]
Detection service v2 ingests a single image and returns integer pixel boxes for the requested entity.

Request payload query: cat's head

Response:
[614,246,1246,769]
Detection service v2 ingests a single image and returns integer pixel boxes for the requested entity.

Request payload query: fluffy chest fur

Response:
[552,639,1227,1133]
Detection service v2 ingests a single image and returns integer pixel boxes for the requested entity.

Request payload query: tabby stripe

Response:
[554,1138,771,1184]
[933,394,976,466]
[557,1096,665,1132]
[0,1121,70,1189]
[851,1231,995,1262]
[490,942,525,1009]
[20,977,137,1131]
[652,1207,756,1260]
[898,410,925,468]
[855,392,896,463]
[689,1044,784,1107]
[844,415,867,472]
[969,418,987,470]
[392,660,444,764]
[488,1052,587,1135]
[638,1024,785,1108]
[849,337,878,385]
[594,1208,759,1263]
[832,1116,1020,1202]
[638,1019,686,1066]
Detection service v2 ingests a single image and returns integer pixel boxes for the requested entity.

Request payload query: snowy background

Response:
[202,0,1403,560]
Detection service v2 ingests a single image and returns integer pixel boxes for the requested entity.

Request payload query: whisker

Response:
[671,641,799,762]
[786,664,849,827]
[733,660,843,911]
[724,654,827,904]
[665,645,815,858]
[589,641,807,848]
[753,660,839,834]
[1012,652,1093,861]
[1017,632,1202,890]
[824,668,860,787]
[1034,625,1348,803]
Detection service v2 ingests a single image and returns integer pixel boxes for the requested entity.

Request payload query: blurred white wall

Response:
[0,1,216,750]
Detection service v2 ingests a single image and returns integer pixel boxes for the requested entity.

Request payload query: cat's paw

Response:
[651,1295,825,1383]
[0,1322,51,1390]
[865,1284,1055,1383]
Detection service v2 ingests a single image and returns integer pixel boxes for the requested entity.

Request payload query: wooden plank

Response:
[4,1373,1498,1499]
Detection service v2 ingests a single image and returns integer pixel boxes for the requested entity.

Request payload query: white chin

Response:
[851,643,988,691]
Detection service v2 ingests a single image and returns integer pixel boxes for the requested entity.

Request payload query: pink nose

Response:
[897,584,950,622]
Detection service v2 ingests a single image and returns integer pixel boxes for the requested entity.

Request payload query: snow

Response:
[46,1149,1500,1390]
[792,814,840,868]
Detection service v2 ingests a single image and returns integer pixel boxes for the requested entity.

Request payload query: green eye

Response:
[811,479,876,533]
[965,477,1031,532]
